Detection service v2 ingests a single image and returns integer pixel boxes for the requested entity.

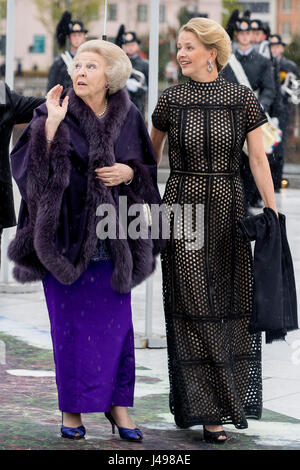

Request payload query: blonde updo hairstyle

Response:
[179,18,232,73]
[68,39,132,95]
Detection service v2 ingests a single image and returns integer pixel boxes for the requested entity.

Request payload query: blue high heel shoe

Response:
[105,411,143,442]
[61,414,86,440]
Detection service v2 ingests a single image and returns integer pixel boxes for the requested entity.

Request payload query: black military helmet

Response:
[250,19,263,31]
[235,18,251,32]
[225,9,240,39]
[69,21,88,35]
[269,34,286,47]
[115,24,125,48]
[261,22,271,38]
[56,11,88,49]
[251,19,270,37]
[115,25,141,48]
[122,31,141,45]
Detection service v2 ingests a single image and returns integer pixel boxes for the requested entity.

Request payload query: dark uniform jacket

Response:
[0,81,44,229]
[127,55,149,118]
[269,56,284,118]
[251,43,284,118]
[221,49,276,113]
[278,56,299,108]
[279,55,298,77]
[47,53,73,93]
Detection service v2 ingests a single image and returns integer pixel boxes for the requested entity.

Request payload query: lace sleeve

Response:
[152,91,170,132]
[244,88,268,134]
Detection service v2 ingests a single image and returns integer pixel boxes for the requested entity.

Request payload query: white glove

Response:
[126,78,139,93]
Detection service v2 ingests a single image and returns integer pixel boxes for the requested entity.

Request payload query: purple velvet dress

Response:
[43,258,135,413]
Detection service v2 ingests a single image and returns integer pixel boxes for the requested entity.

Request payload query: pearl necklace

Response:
[97,99,108,118]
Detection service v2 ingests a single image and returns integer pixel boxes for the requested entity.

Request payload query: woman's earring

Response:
[105,83,109,89]
[207,58,213,73]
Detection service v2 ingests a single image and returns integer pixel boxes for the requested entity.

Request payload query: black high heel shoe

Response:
[203,426,227,444]
[61,413,86,440]
[105,411,143,442]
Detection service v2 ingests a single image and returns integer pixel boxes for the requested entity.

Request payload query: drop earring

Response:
[207,58,213,73]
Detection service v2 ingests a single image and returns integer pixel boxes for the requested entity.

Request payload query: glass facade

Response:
[29,35,45,54]
[0,35,6,56]
[237,2,270,13]
[108,4,118,21]
[137,4,148,22]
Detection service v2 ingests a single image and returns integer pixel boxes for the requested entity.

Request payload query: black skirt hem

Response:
[173,411,262,430]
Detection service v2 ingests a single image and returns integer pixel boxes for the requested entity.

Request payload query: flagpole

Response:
[5,0,15,89]
[102,0,108,40]
[0,0,15,286]
[145,0,165,348]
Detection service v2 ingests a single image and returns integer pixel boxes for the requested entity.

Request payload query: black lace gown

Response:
[152,75,268,429]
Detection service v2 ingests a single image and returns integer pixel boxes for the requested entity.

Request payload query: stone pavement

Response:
[0,186,300,450]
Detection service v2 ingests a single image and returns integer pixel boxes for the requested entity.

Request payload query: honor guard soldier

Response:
[250,20,284,189]
[251,19,271,58]
[47,11,88,94]
[250,19,283,115]
[115,26,149,119]
[221,17,276,211]
[222,18,275,114]
[269,34,299,191]
[249,19,283,119]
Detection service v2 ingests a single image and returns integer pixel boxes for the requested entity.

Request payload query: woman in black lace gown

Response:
[151,18,278,443]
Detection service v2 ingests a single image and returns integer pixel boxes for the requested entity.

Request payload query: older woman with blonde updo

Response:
[151,18,278,443]
[8,40,163,442]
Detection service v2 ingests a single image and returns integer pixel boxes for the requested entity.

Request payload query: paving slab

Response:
[1,331,300,451]
[0,186,300,450]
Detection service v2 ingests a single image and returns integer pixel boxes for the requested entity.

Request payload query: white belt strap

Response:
[61,51,74,72]
[229,53,259,98]
[0,80,6,105]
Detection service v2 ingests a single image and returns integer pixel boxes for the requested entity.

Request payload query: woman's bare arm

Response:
[150,126,167,165]
[246,126,278,215]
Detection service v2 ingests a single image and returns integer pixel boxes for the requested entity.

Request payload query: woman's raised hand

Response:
[46,84,69,124]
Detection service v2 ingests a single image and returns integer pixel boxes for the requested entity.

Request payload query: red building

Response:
[277,0,300,43]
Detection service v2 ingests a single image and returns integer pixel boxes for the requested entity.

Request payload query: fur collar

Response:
[9,86,157,292]
[67,87,132,168]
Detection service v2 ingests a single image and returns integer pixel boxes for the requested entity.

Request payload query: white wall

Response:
[0,0,54,71]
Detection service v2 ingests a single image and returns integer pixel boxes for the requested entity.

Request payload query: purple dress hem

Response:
[43,259,135,414]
